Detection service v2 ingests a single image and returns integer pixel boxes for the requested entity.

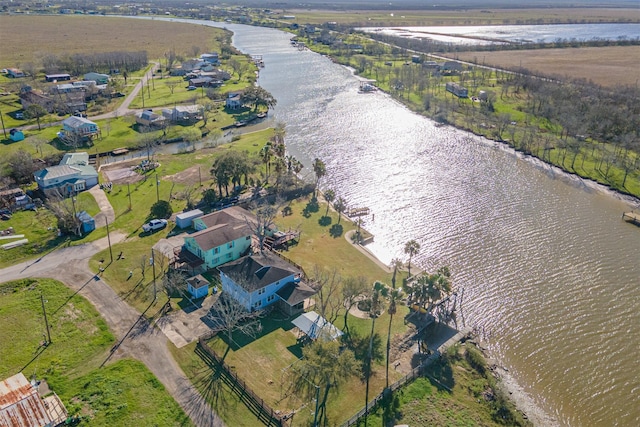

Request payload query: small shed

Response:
[187,274,210,299]
[9,129,24,142]
[176,209,204,229]
[77,211,95,234]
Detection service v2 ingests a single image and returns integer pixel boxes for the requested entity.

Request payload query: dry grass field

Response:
[0,15,226,66]
[444,45,640,87]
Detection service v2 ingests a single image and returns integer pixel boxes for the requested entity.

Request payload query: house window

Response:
[227,241,234,249]
[267,294,275,302]
[214,247,220,254]
[253,300,262,308]
[246,236,251,240]
[258,288,265,295]
[227,253,232,259]
[212,257,219,265]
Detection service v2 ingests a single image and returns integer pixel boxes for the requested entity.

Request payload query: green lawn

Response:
[0,209,62,268]
[0,278,193,426]
[364,344,530,427]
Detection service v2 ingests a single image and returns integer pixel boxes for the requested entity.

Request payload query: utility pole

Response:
[105,217,113,263]
[155,173,160,202]
[150,249,157,303]
[140,82,145,109]
[127,182,132,211]
[40,292,51,345]
[0,111,6,139]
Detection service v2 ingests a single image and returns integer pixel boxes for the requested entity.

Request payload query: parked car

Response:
[14,111,24,119]
[187,85,197,91]
[142,219,167,233]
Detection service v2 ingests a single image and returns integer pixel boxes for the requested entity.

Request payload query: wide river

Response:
[140,17,639,426]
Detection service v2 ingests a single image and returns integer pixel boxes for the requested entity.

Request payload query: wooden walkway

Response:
[622,211,640,226]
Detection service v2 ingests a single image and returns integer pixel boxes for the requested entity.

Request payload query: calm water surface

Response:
[360,23,640,45]
[136,17,640,427]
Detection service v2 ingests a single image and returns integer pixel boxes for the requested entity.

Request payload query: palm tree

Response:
[323,189,335,217]
[334,196,346,224]
[404,239,421,277]
[389,258,403,289]
[365,281,386,427]
[261,144,272,182]
[312,157,326,196]
[385,287,403,389]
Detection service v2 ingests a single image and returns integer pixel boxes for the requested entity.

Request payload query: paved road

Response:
[0,234,225,427]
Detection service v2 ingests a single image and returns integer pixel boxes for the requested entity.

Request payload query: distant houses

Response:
[6,68,25,78]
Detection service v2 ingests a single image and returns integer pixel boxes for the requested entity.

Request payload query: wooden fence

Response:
[340,351,441,427]
[196,338,290,427]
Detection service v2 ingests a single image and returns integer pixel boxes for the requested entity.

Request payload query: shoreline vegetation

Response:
[274,29,640,203]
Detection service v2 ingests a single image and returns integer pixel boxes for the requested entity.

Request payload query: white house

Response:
[218,251,316,315]
[161,105,202,123]
[34,152,98,197]
[225,93,242,110]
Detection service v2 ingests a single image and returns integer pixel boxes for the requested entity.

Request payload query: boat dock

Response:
[347,207,370,217]
[622,211,640,226]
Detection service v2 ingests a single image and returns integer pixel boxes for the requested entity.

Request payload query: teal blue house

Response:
[183,206,257,270]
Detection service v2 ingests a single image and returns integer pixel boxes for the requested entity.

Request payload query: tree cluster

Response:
[40,50,148,75]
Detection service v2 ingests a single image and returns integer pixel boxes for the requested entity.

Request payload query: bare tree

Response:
[311,265,342,325]
[162,269,186,297]
[206,294,264,345]
[139,254,148,278]
[341,275,368,334]
[245,199,283,254]
[46,193,82,236]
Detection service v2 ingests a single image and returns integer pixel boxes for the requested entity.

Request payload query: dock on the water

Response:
[622,211,640,226]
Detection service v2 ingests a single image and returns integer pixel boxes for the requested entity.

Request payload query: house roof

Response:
[61,152,89,166]
[34,163,97,182]
[190,222,252,252]
[174,105,201,114]
[198,206,256,229]
[218,252,301,293]
[276,280,317,306]
[62,116,97,129]
[187,274,210,290]
[0,373,51,427]
[291,311,343,341]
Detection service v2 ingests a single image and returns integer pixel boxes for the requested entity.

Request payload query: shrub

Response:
[150,200,172,219]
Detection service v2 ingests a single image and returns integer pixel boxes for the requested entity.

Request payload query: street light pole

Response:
[40,292,51,345]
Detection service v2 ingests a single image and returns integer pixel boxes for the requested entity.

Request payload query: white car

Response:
[142,219,167,233]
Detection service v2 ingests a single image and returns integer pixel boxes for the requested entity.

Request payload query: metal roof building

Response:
[0,372,67,427]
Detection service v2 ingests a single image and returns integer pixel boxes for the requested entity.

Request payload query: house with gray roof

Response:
[34,152,98,197]
[182,206,257,270]
[218,251,316,315]
[59,116,100,142]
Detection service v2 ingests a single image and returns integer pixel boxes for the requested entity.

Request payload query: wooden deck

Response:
[622,211,640,226]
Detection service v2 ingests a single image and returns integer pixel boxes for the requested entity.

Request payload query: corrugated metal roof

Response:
[0,373,51,427]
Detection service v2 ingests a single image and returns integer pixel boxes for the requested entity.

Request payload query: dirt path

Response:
[0,235,225,427]
[87,185,115,227]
